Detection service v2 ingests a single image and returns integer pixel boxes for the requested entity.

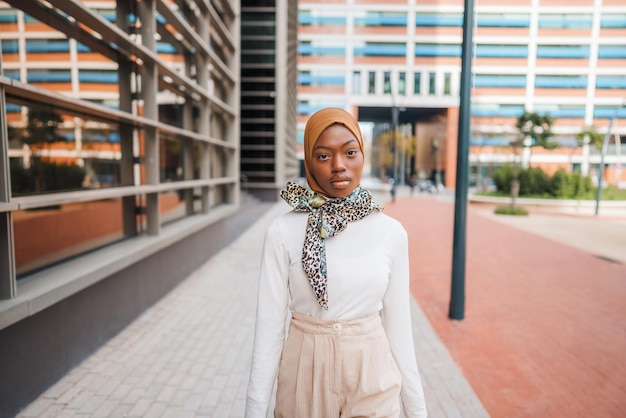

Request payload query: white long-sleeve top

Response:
[245,209,427,418]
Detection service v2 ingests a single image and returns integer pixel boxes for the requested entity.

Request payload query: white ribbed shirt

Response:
[245,209,427,418]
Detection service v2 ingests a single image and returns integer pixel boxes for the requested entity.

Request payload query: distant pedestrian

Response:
[245,108,427,418]
[389,177,397,202]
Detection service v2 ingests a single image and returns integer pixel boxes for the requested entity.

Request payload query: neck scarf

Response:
[281,181,382,309]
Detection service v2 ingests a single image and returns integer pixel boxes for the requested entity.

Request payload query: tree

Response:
[509,112,556,208]
[575,125,604,151]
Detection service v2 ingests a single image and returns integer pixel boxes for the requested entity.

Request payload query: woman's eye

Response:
[316,154,329,161]
[347,150,358,156]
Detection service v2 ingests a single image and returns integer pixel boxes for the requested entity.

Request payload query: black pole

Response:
[449,0,474,320]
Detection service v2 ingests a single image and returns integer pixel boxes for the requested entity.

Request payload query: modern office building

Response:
[297,0,626,189]
[240,0,300,200]
[0,1,296,416]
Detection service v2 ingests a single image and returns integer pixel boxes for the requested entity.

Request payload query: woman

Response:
[245,107,427,418]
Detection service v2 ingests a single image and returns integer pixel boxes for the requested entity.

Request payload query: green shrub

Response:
[494,205,529,215]
[492,164,514,194]
[519,167,550,196]
[491,165,602,200]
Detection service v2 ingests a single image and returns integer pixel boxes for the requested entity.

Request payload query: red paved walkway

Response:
[386,195,626,418]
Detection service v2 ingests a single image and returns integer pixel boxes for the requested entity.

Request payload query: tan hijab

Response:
[303,108,364,196]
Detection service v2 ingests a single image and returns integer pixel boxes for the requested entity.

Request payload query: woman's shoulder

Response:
[369,210,406,231]
[266,208,308,232]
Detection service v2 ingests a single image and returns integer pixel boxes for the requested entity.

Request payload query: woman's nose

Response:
[331,155,346,172]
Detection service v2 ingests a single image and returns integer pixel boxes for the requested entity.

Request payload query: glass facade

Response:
[1,0,240,287]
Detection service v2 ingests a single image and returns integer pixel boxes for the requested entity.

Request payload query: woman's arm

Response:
[245,219,291,418]
[381,225,428,418]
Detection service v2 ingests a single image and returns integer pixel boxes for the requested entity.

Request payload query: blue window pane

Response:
[27,69,72,83]
[594,106,626,119]
[472,104,525,117]
[596,75,626,89]
[536,45,589,58]
[600,14,626,29]
[26,39,70,53]
[538,14,593,29]
[598,45,626,58]
[416,13,463,27]
[79,70,118,83]
[299,44,346,56]
[356,12,407,27]
[3,69,20,81]
[6,103,21,113]
[474,74,526,88]
[355,43,406,57]
[1,39,19,53]
[0,10,17,23]
[157,42,177,54]
[475,44,528,58]
[77,43,92,53]
[535,75,587,88]
[415,43,461,57]
[534,105,585,118]
[477,14,530,28]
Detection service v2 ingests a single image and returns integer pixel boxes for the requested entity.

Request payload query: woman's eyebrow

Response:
[313,138,357,150]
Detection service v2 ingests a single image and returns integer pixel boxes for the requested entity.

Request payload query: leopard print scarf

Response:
[280,181,382,310]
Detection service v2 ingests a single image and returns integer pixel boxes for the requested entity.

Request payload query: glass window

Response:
[444,73,451,95]
[538,14,593,29]
[8,101,127,196]
[25,39,70,53]
[355,11,407,27]
[384,72,391,94]
[415,43,461,57]
[428,73,436,95]
[399,72,406,95]
[475,44,528,58]
[535,75,587,89]
[477,13,530,28]
[79,70,119,84]
[416,13,463,27]
[472,103,525,117]
[536,45,589,59]
[27,69,72,83]
[0,9,18,23]
[593,106,626,119]
[353,71,361,94]
[368,71,376,94]
[299,10,346,27]
[299,70,345,87]
[534,104,585,118]
[474,74,526,88]
[298,40,345,57]
[1,39,19,53]
[354,42,406,57]
[13,198,130,277]
[596,75,626,89]
[598,45,626,59]
[414,73,421,94]
[601,13,626,29]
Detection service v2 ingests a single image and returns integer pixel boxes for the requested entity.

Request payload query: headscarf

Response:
[281,108,381,310]
[303,107,364,197]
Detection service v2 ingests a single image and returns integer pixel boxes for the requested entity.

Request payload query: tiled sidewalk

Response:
[17,199,488,418]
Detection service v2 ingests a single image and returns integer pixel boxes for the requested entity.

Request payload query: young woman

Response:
[245,107,427,418]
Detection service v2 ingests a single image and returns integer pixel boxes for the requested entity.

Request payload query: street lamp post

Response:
[595,99,626,216]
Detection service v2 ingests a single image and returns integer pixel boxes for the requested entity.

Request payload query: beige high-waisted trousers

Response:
[274,311,402,418]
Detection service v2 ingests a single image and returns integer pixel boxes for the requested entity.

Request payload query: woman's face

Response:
[310,123,364,198]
